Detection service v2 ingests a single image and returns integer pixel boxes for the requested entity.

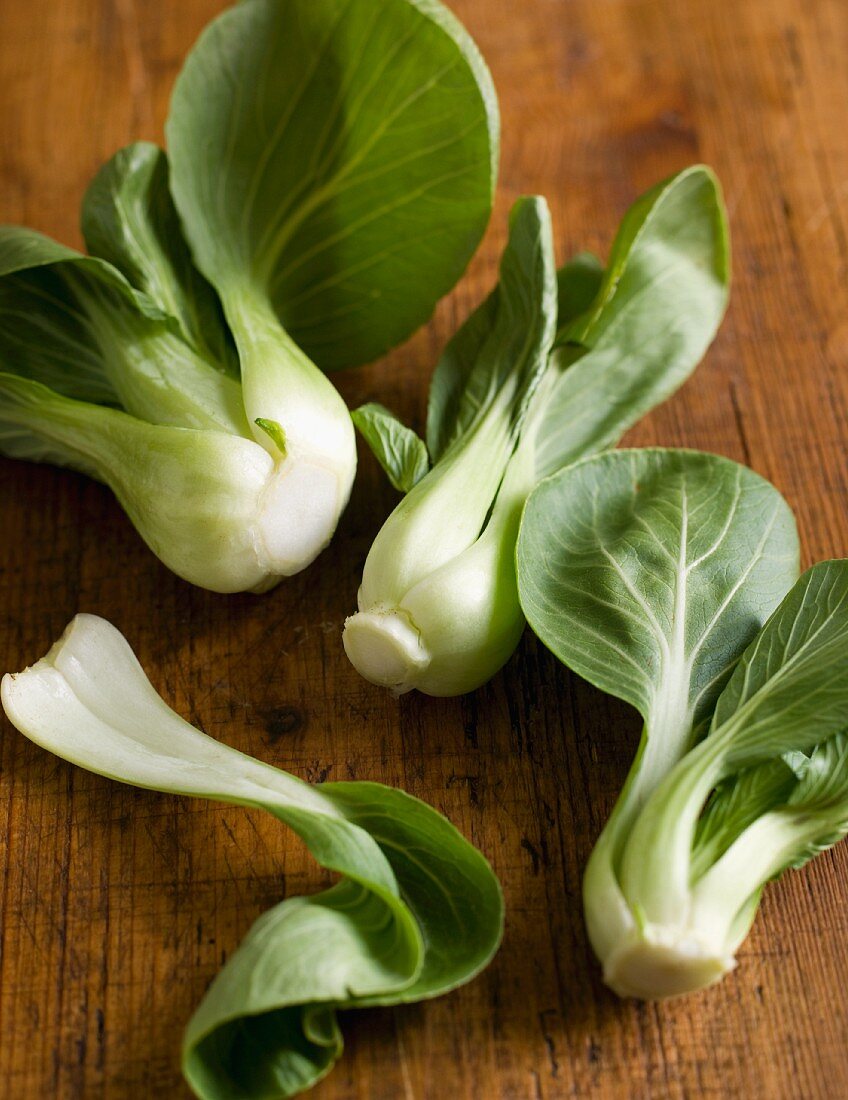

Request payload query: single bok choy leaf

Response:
[165,0,499,564]
[350,402,430,493]
[1,614,503,1099]
[516,450,848,999]
[345,167,729,696]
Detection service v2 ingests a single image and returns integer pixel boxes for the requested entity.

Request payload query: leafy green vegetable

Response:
[0,226,247,431]
[0,0,499,590]
[351,403,430,492]
[81,141,238,374]
[345,167,730,696]
[612,561,848,997]
[518,450,848,997]
[344,194,558,695]
[1,614,503,1098]
[166,0,498,373]
[0,226,332,591]
[163,0,498,532]
[518,447,798,982]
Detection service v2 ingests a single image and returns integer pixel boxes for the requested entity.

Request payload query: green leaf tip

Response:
[351,403,429,493]
[255,417,287,457]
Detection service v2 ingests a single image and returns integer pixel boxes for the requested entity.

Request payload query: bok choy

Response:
[343,166,730,695]
[518,450,848,997]
[0,0,498,591]
[1,614,503,1098]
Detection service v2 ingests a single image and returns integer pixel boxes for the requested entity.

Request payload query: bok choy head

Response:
[344,167,730,696]
[516,449,848,999]
[164,0,498,559]
[0,0,498,591]
[1,614,503,1098]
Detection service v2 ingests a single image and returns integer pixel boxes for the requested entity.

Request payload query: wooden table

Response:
[1,0,847,1096]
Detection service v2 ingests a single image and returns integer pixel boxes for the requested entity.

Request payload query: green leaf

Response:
[681,727,848,951]
[711,560,848,765]
[422,196,558,466]
[165,0,499,372]
[786,732,848,816]
[0,224,150,406]
[532,166,730,479]
[0,225,249,434]
[690,756,799,878]
[0,614,503,1099]
[81,142,238,374]
[426,249,603,464]
[519,449,799,778]
[351,402,429,492]
[779,731,848,869]
[555,251,604,337]
[425,288,497,462]
[254,417,288,458]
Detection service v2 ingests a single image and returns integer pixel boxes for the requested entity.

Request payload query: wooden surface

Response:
[1,0,847,1096]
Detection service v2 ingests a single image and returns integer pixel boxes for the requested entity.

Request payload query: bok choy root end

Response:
[1,614,504,1099]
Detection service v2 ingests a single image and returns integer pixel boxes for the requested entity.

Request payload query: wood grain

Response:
[1,0,847,1096]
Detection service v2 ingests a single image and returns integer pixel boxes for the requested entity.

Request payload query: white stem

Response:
[222,288,357,572]
[688,810,820,951]
[1,615,339,817]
